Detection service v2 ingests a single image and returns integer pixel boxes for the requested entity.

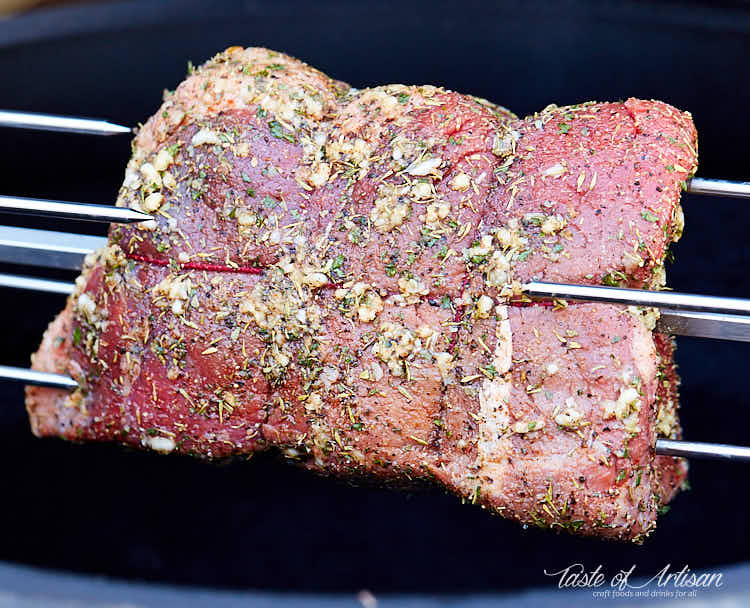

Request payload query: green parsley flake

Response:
[268,120,295,143]
[332,255,346,277]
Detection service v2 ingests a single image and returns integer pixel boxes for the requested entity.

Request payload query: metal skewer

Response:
[1,226,750,341]
[3,273,750,342]
[0,110,130,136]
[3,360,747,461]
[0,226,104,270]
[686,177,750,199]
[0,365,78,390]
[524,281,750,317]
[655,439,750,462]
[4,110,750,198]
[0,273,74,295]
[5,106,750,198]
[0,195,152,224]
[656,309,750,342]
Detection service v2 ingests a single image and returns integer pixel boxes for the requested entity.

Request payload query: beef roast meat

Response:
[26,47,697,542]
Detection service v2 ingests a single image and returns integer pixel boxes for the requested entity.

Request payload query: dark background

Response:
[0,0,749,595]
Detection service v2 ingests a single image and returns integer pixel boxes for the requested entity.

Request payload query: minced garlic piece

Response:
[358,89,401,120]
[370,183,410,233]
[479,221,529,290]
[239,287,270,326]
[76,293,97,323]
[424,202,450,226]
[360,362,384,383]
[305,392,323,413]
[334,282,383,322]
[326,137,373,176]
[236,209,256,227]
[357,291,383,322]
[603,387,642,434]
[142,192,164,213]
[305,161,331,188]
[434,351,454,380]
[191,128,222,147]
[406,156,442,176]
[465,234,494,261]
[485,250,510,287]
[152,274,193,316]
[540,214,566,235]
[234,142,251,157]
[656,401,678,438]
[397,276,429,303]
[512,420,546,434]
[475,295,494,319]
[649,265,667,290]
[144,435,176,453]
[153,149,174,172]
[627,306,660,332]
[372,321,416,377]
[303,271,329,288]
[449,172,471,191]
[494,221,526,250]
[411,181,433,200]
[555,397,583,429]
[163,172,177,191]
[542,162,566,177]
[334,282,367,299]
[100,244,125,268]
[140,162,162,190]
[390,135,418,164]
[123,168,141,190]
[222,391,236,409]
[672,204,685,242]
[492,131,516,157]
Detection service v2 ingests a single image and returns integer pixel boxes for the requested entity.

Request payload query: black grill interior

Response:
[0,0,748,593]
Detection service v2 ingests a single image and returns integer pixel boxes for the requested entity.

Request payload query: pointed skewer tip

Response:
[0,110,131,136]
[102,121,132,135]
[0,195,152,225]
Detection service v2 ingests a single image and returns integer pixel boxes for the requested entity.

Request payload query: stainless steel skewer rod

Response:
[0,109,130,136]
[0,360,742,460]
[525,281,750,316]
[0,226,105,270]
[2,242,750,340]
[5,110,750,198]
[0,273,74,295]
[0,226,729,340]
[0,366,78,390]
[686,177,750,199]
[658,309,750,342]
[656,439,750,462]
[0,359,746,462]
[0,195,152,224]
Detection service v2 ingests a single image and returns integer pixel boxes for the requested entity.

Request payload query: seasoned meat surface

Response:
[26,47,696,542]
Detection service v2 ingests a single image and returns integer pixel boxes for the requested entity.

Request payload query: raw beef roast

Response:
[26,47,698,541]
